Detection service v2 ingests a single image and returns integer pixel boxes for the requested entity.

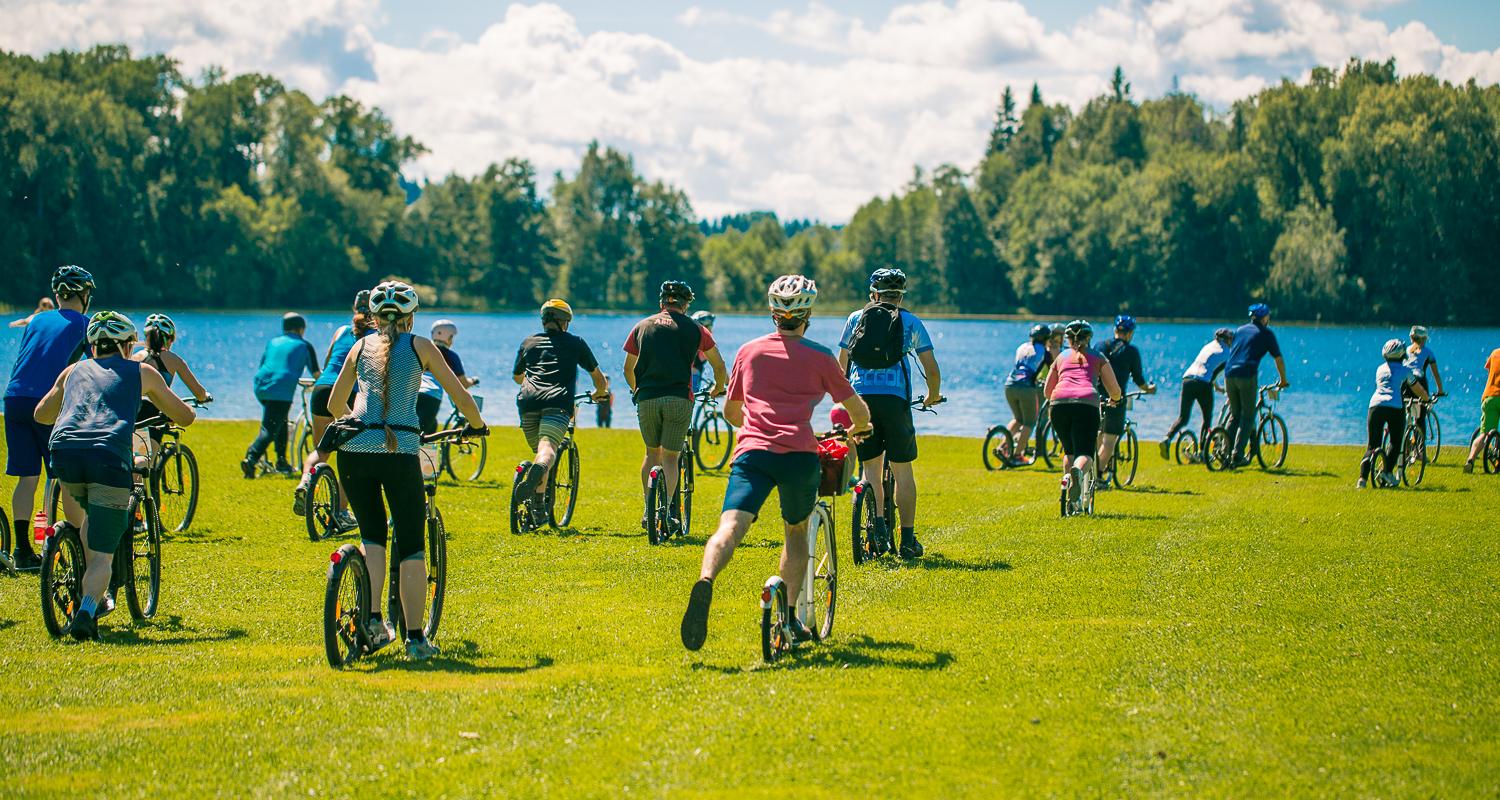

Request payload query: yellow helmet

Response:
[541,299,573,323]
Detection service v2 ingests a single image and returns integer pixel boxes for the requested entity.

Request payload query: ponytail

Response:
[146,328,168,355]
[369,312,402,451]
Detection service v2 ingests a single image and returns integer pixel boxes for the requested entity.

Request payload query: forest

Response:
[2,46,1498,323]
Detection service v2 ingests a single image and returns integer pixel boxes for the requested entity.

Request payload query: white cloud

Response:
[2,0,1498,221]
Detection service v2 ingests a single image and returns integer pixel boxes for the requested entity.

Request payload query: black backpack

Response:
[847,302,906,370]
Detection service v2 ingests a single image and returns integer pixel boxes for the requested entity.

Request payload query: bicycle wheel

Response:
[645,470,666,546]
[760,578,790,663]
[693,411,735,472]
[1204,427,1231,472]
[1045,425,1064,469]
[982,425,1014,471]
[1401,427,1426,486]
[417,504,446,641]
[124,495,162,620]
[1426,409,1442,464]
[849,483,869,565]
[0,507,10,565]
[509,463,530,534]
[810,503,837,641]
[676,453,694,540]
[443,429,487,482]
[1120,428,1139,486]
[1256,414,1290,470]
[305,464,341,541]
[1380,430,1400,487]
[293,418,311,467]
[1173,430,1199,465]
[323,544,369,668]
[40,524,85,638]
[151,442,199,533]
[550,443,580,528]
[1484,432,1500,475]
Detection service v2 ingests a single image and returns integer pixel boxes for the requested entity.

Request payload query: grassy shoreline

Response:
[1,421,1496,797]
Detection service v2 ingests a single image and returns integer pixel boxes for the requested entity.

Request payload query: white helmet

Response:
[87,311,137,345]
[1382,338,1406,360]
[144,313,176,340]
[768,275,818,315]
[370,280,418,320]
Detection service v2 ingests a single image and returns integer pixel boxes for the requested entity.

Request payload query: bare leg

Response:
[890,462,917,531]
[699,510,755,580]
[533,438,558,495]
[778,519,811,602]
[1098,433,1120,477]
[363,541,387,613]
[12,475,38,531]
[78,516,113,605]
[398,558,426,631]
[863,454,888,519]
[660,446,681,500]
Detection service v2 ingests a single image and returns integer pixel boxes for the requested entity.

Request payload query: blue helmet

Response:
[1114,314,1136,333]
[1248,303,1271,319]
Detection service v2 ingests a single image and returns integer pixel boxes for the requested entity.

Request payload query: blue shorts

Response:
[5,395,54,478]
[722,450,821,525]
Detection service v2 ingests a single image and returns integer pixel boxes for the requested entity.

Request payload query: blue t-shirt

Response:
[419,346,465,400]
[838,308,934,398]
[1225,322,1281,379]
[1005,341,1051,387]
[1403,346,1436,380]
[252,334,318,402]
[313,325,360,389]
[1370,360,1418,409]
[50,357,142,463]
[6,309,88,399]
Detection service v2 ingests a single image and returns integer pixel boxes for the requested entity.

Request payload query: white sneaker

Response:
[292,482,308,516]
[406,637,440,661]
[1378,471,1398,488]
[1356,478,1367,489]
[1067,468,1083,503]
[364,617,396,652]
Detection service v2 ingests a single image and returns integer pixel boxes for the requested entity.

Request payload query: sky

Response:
[3,0,1499,221]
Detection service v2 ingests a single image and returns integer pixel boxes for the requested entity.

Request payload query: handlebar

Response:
[816,423,871,445]
[912,396,947,413]
[575,392,610,406]
[421,425,490,444]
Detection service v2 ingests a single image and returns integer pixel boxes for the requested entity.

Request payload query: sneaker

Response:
[1232,456,1253,469]
[69,608,98,641]
[1159,440,1171,460]
[364,617,396,653]
[240,458,256,479]
[680,578,713,651]
[335,511,359,532]
[275,462,296,477]
[1356,478,1367,489]
[788,615,816,644]
[292,482,308,516]
[1068,468,1083,503]
[405,637,440,661]
[1463,460,1475,474]
[516,462,545,497]
[96,592,117,620]
[900,532,925,560]
[1378,471,1399,488]
[12,547,41,572]
[871,517,890,555]
[530,502,551,529]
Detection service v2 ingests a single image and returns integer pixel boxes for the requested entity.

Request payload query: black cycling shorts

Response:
[857,394,918,464]
[310,385,334,418]
[1101,402,1127,437]
[417,394,442,437]
[1050,402,1100,459]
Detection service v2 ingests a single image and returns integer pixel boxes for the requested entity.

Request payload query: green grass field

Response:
[1,421,1497,797]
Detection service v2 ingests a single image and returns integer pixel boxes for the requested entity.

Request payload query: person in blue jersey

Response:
[240,312,320,478]
[33,312,197,640]
[326,281,487,661]
[1360,339,1431,488]
[1095,315,1156,486]
[1160,327,1234,460]
[417,318,478,436]
[4,266,94,571]
[998,324,1054,464]
[292,291,374,520]
[1402,325,1445,440]
[837,268,942,560]
[1224,303,1290,468]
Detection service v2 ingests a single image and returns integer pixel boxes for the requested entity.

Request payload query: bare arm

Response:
[623,353,639,395]
[838,348,850,373]
[839,394,873,438]
[916,350,941,406]
[328,340,362,418]
[589,367,610,400]
[141,364,197,426]
[417,337,485,427]
[33,365,74,425]
[167,352,211,403]
[704,347,729,396]
[1043,361,1060,401]
[1273,356,1289,388]
[512,371,524,385]
[1431,363,1445,395]
[723,399,744,428]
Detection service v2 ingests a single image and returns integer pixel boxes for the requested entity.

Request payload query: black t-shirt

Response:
[622,310,715,402]
[1099,338,1144,394]
[513,330,599,412]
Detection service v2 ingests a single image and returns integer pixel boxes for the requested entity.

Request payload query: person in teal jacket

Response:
[241,313,318,477]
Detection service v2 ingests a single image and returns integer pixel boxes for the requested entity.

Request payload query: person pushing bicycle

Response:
[1096,315,1156,486]
[512,300,610,514]
[680,275,871,652]
[1224,303,1290,468]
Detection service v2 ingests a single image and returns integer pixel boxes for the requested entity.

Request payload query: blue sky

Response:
[6,0,1498,220]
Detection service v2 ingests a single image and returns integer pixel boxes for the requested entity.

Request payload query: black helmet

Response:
[51,265,95,296]
[1029,323,1050,341]
[869,268,908,293]
[1214,327,1233,342]
[660,280,695,305]
[353,290,372,315]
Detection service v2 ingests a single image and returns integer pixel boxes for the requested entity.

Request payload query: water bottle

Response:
[32,510,47,548]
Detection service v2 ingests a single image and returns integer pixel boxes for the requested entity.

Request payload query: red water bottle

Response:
[32,510,47,548]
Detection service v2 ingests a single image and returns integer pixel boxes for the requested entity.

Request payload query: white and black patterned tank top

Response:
[343,333,423,454]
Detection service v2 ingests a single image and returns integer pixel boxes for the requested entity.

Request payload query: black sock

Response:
[406,629,423,641]
[901,526,914,540]
[369,612,382,623]
[14,520,32,553]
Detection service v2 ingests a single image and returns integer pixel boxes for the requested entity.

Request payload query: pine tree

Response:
[986,85,1019,156]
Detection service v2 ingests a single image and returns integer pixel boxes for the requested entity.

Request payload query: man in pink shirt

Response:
[680,275,871,652]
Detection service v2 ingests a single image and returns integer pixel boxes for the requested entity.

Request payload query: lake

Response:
[5,310,1496,447]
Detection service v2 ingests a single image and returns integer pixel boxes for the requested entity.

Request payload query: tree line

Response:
[3,47,1498,323]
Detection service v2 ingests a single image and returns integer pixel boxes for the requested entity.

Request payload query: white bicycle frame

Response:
[761,498,836,635]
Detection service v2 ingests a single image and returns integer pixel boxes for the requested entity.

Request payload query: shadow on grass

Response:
[1091,512,1170,521]
[694,634,955,673]
[0,619,18,633]
[166,530,248,545]
[1398,485,1471,493]
[106,615,249,647]
[365,640,555,674]
[1121,485,1197,496]
[1264,468,1338,478]
[867,554,1012,573]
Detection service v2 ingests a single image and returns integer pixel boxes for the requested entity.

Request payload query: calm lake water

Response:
[5,310,1496,447]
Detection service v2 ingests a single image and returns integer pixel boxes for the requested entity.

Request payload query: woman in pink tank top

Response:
[1044,320,1122,505]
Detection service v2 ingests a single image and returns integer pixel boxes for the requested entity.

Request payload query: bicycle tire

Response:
[982,426,1014,471]
[40,524,85,638]
[1035,420,1055,470]
[152,442,199,533]
[850,483,870,565]
[811,503,837,641]
[293,418,312,467]
[509,463,529,534]
[1173,430,1199,465]
[305,464,341,541]
[551,444,580,528]
[47,477,62,528]
[1256,414,1290,470]
[0,507,10,564]
[443,429,487,482]
[1204,427,1231,472]
[1044,424,1064,469]
[1484,432,1500,475]
[124,494,162,620]
[1401,428,1426,486]
[677,452,693,540]
[1121,428,1139,486]
[1427,409,1442,464]
[760,579,789,663]
[415,504,446,641]
[645,470,664,546]
[694,411,735,472]
[323,544,369,668]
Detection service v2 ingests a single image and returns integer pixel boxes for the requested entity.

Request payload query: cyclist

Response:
[690,310,717,394]
[1096,315,1156,484]
[1360,339,1431,488]
[241,313,319,478]
[1224,303,1289,468]
[33,312,197,640]
[292,291,374,520]
[130,314,212,464]
[1160,327,1233,460]
[9,297,56,328]
[838,268,941,559]
[1402,325,1445,439]
[325,281,487,661]
[679,275,871,652]
[623,281,727,531]
[1043,321,1123,510]
[1462,344,1500,474]
[999,324,1053,464]
[5,266,93,571]
[512,300,610,519]
[418,319,478,435]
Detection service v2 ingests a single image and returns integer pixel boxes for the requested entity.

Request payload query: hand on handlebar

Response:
[920,394,945,409]
[1144,383,1158,396]
[592,389,612,403]
[844,421,874,444]
[1276,379,1290,390]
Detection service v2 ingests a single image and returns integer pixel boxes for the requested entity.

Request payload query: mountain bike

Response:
[1059,464,1096,517]
[1099,391,1145,488]
[41,458,166,637]
[440,393,486,481]
[138,398,210,533]
[303,461,359,542]
[510,395,596,535]
[290,378,317,468]
[851,399,941,564]
[321,424,486,668]
[1417,393,1443,463]
[760,429,846,663]
[1470,426,1500,474]
[1394,397,1430,486]
[1204,385,1289,471]
[646,439,692,546]
[691,390,735,473]
[1171,385,1224,466]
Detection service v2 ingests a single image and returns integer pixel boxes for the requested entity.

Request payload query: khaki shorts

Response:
[520,409,572,451]
[637,395,693,450]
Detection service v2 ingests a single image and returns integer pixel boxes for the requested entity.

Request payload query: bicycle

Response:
[321,424,486,668]
[440,392,487,481]
[646,392,719,545]
[288,378,317,468]
[137,398,210,533]
[1204,385,1289,471]
[1099,391,1146,488]
[510,395,596,535]
[1169,384,1225,466]
[1416,393,1443,463]
[851,399,942,564]
[1391,397,1431,486]
[982,395,1054,471]
[1058,462,1096,517]
[691,390,735,473]
[1469,426,1500,474]
[760,428,848,663]
[41,445,167,637]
